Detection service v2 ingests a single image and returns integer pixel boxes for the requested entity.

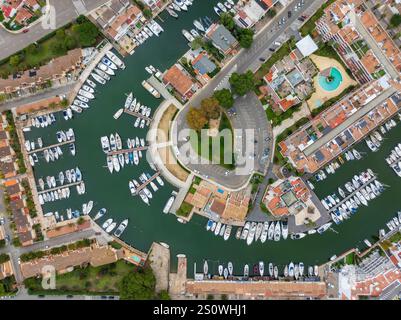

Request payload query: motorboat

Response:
[268,263,273,277]
[246,222,257,245]
[69,143,76,156]
[167,7,178,18]
[101,57,117,70]
[281,220,288,240]
[223,225,232,240]
[73,100,89,108]
[182,29,195,42]
[228,262,233,276]
[105,51,125,69]
[115,133,122,150]
[274,221,281,241]
[218,265,223,276]
[217,2,227,12]
[214,221,222,236]
[244,264,249,278]
[94,68,111,81]
[94,208,106,221]
[190,29,200,38]
[101,136,110,153]
[290,233,307,240]
[268,222,274,240]
[163,196,175,214]
[260,222,268,243]
[112,155,120,172]
[193,19,205,32]
[219,224,226,237]
[106,221,117,233]
[97,62,115,76]
[86,79,97,88]
[288,262,294,277]
[241,222,250,240]
[91,72,106,84]
[78,89,94,100]
[259,261,264,276]
[255,222,263,241]
[114,219,128,238]
[102,218,113,230]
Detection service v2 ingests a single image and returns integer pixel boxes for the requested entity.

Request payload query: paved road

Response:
[173,0,325,190]
[0,0,108,61]
[0,83,76,112]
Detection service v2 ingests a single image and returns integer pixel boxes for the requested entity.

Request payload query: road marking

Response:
[72,0,88,15]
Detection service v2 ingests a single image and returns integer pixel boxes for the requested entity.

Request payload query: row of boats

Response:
[366,118,398,152]
[38,167,83,191]
[321,169,386,224]
[101,134,146,173]
[115,92,152,129]
[204,260,319,280]
[206,220,289,244]
[213,1,236,17]
[44,200,93,223]
[31,113,56,129]
[88,51,125,91]
[129,20,164,48]
[92,208,128,238]
[384,211,401,233]
[314,149,362,182]
[128,172,165,205]
[385,143,401,177]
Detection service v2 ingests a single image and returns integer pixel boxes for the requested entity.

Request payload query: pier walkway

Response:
[327,175,378,213]
[37,181,81,194]
[107,146,148,156]
[27,139,75,154]
[135,171,161,195]
[124,109,153,122]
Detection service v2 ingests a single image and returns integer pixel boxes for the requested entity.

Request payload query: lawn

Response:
[190,112,235,169]
[176,202,193,217]
[24,260,136,295]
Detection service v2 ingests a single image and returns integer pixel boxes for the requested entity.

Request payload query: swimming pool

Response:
[318,67,343,92]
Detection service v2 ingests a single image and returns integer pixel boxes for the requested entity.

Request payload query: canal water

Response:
[23,0,401,275]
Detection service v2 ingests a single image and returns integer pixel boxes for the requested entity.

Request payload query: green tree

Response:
[214,89,234,109]
[25,43,39,55]
[390,14,401,27]
[186,106,208,131]
[238,28,254,49]
[158,290,171,300]
[50,41,67,55]
[220,12,235,31]
[72,22,99,47]
[64,36,77,50]
[0,254,10,264]
[267,9,276,18]
[56,29,65,39]
[9,55,20,67]
[200,97,221,120]
[143,8,152,19]
[190,36,204,50]
[119,268,156,300]
[229,71,255,96]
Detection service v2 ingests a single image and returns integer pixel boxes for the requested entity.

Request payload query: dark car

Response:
[288,11,292,18]
[269,48,275,52]
[259,57,265,62]
[23,29,29,33]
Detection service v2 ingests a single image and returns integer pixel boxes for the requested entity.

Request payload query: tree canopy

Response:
[201,97,221,120]
[237,28,254,49]
[118,267,156,300]
[220,12,235,31]
[229,71,255,96]
[71,21,99,47]
[186,106,209,131]
[214,89,234,109]
[390,14,401,28]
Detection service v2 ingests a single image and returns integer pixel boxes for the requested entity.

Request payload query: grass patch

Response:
[345,252,355,265]
[0,276,17,296]
[190,113,235,170]
[176,202,193,217]
[24,260,134,295]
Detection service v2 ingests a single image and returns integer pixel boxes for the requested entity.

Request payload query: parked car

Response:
[259,57,265,62]
[22,29,29,33]
[0,217,4,225]
[269,48,275,52]
[288,11,292,18]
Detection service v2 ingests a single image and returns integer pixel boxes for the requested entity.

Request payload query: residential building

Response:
[163,64,197,101]
[234,0,279,28]
[206,24,238,56]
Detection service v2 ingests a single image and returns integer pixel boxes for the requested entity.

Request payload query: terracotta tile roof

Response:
[163,65,193,96]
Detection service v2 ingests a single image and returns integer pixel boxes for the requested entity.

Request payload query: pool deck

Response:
[307,55,358,111]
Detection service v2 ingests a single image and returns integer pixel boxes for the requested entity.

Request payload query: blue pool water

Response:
[318,67,343,92]
[217,188,224,194]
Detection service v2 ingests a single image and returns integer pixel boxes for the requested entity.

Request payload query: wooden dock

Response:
[124,109,152,122]
[37,181,81,194]
[107,145,148,156]
[135,171,161,195]
[27,139,75,155]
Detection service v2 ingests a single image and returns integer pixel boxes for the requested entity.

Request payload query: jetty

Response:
[124,109,153,122]
[37,181,81,194]
[135,171,161,195]
[328,175,378,213]
[27,139,75,155]
[107,145,148,156]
